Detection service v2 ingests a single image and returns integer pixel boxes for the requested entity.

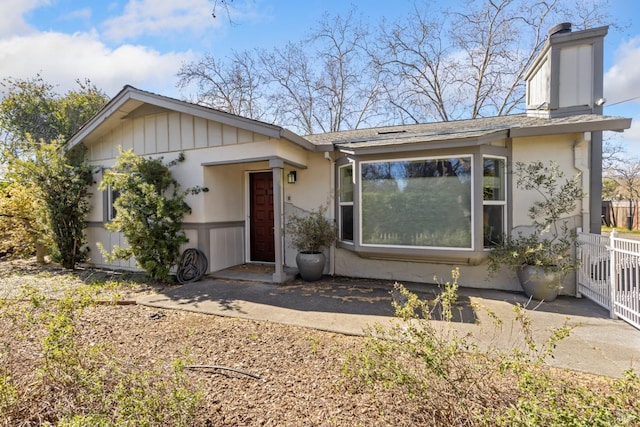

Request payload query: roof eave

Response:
[66,86,134,150]
[510,117,632,138]
[336,130,509,156]
[280,128,329,152]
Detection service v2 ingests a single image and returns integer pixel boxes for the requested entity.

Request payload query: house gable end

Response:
[85,108,284,161]
[67,86,315,156]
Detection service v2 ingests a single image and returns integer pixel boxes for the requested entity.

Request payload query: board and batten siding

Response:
[559,44,593,108]
[209,226,244,272]
[527,58,550,108]
[87,111,263,162]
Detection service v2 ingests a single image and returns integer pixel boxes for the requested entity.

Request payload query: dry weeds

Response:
[0,258,623,426]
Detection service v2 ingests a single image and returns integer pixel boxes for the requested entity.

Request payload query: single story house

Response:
[68,24,631,294]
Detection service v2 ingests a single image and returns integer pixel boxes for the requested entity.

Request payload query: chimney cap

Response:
[549,22,572,36]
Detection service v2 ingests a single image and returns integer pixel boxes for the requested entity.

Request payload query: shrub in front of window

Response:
[487,161,583,276]
[98,149,207,282]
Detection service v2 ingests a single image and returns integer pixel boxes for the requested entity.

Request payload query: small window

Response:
[339,164,354,242]
[483,156,506,247]
[106,186,120,222]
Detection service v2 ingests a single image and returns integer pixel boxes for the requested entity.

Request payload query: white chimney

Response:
[524,23,608,118]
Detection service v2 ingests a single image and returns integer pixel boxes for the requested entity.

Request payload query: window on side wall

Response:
[360,156,473,249]
[338,164,354,242]
[105,185,120,222]
[483,156,506,248]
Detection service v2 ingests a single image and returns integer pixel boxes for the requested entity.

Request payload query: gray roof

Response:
[68,84,631,155]
[304,114,631,152]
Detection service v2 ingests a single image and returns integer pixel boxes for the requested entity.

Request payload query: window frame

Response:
[334,144,510,265]
[482,155,507,248]
[338,162,354,244]
[104,184,120,222]
[358,154,475,251]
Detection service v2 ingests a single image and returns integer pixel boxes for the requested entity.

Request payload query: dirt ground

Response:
[0,258,618,426]
[0,259,430,426]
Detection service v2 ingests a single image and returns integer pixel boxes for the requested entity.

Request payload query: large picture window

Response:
[360,156,473,249]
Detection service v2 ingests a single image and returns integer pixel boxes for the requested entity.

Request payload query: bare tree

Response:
[179,8,381,134]
[450,0,556,118]
[177,50,269,121]
[182,0,615,129]
[602,138,626,170]
[258,10,381,134]
[210,0,233,20]
[307,10,382,133]
[374,5,459,123]
[258,43,317,133]
[376,0,613,122]
[604,156,640,229]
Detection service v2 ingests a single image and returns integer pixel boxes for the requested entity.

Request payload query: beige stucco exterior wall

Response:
[83,108,311,273]
[282,152,334,270]
[80,99,594,295]
[202,163,247,222]
[511,133,588,230]
[331,132,590,294]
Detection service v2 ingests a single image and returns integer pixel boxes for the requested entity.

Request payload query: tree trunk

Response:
[35,242,45,263]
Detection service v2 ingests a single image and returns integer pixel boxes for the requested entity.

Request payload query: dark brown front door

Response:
[250,172,275,262]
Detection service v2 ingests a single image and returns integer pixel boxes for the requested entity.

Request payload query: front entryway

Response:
[249,172,275,262]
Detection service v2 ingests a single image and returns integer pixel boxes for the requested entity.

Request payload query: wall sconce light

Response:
[287,171,297,184]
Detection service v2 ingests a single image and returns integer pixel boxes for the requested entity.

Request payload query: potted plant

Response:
[286,205,337,281]
[487,161,583,301]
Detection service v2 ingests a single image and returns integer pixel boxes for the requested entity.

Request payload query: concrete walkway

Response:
[137,271,640,378]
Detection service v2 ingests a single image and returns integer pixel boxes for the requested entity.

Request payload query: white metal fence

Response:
[577,229,640,330]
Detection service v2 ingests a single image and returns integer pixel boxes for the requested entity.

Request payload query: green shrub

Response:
[287,205,337,253]
[8,140,93,268]
[0,281,203,426]
[99,149,207,282]
[343,269,640,426]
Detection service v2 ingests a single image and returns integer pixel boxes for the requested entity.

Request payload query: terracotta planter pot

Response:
[296,252,326,281]
[516,265,563,301]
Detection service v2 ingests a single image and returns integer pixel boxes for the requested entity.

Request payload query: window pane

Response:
[483,158,505,201]
[361,158,472,248]
[108,189,120,221]
[339,165,353,202]
[340,205,353,241]
[483,204,504,247]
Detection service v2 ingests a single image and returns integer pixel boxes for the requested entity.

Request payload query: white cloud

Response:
[604,37,640,105]
[61,7,93,23]
[0,31,193,97]
[604,37,640,155]
[0,0,274,103]
[101,0,220,43]
[0,0,50,38]
[622,114,640,144]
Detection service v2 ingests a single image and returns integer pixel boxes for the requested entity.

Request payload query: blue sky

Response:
[1,0,639,152]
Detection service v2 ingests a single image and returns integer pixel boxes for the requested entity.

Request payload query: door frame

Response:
[245,170,280,264]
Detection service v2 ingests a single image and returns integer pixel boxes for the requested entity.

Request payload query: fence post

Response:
[576,227,582,298]
[609,229,618,319]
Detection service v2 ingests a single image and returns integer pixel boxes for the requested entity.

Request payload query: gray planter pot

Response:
[516,265,563,301]
[296,252,326,281]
